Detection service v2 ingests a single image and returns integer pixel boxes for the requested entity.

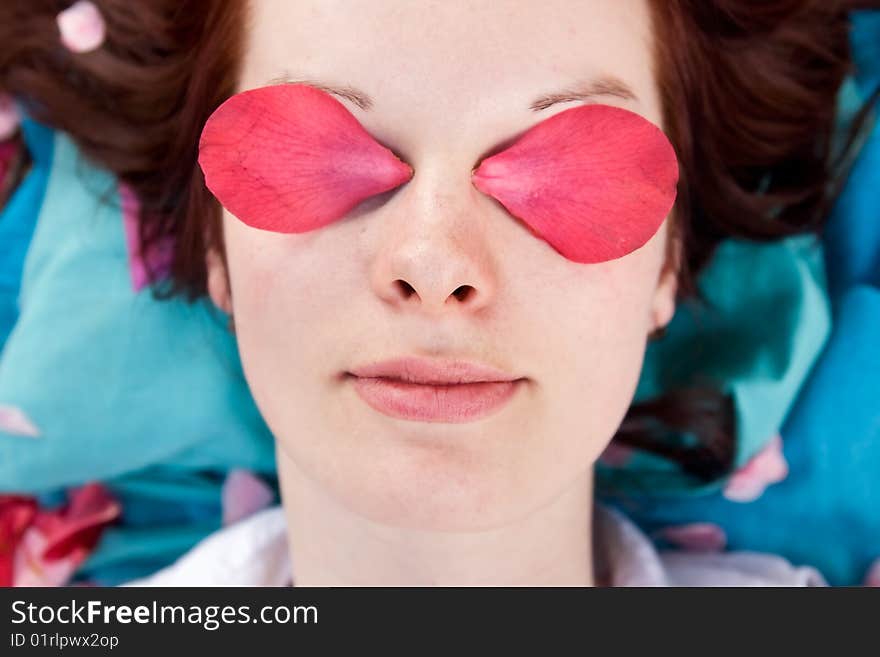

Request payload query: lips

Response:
[349,356,518,384]
[347,356,523,423]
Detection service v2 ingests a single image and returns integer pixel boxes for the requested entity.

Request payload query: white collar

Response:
[126,503,825,587]
[126,503,668,586]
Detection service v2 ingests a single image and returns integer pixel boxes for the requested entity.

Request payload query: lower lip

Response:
[349,376,522,423]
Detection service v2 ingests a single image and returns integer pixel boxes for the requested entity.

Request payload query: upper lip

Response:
[348,356,521,385]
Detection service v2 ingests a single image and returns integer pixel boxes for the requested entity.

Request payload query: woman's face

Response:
[207,0,677,531]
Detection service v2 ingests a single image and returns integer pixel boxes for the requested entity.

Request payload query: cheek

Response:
[224,222,334,334]
[198,83,413,234]
[221,219,320,374]
[534,226,667,433]
[472,104,678,264]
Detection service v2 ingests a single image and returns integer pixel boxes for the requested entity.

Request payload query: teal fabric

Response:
[597,235,831,497]
[79,467,234,584]
[598,11,880,584]
[0,127,277,583]
[0,118,54,351]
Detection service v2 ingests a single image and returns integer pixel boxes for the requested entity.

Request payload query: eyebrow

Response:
[528,77,638,111]
[263,73,638,112]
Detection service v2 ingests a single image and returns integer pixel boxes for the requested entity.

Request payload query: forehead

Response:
[239,0,661,145]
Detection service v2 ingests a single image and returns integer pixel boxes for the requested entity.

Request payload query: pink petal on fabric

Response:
[0,405,41,438]
[723,434,789,503]
[119,182,174,291]
[658,523,728,552]
[34,483,121,561]
[0,94,20,142]
[0,496,38,586]
[12,528,85,587]
[864,558,880,587]
[2,486,119,587]
[222,469,275,526]
[56,1,106,54]
[598,442,636,467]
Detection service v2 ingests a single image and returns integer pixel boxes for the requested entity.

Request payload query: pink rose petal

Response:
[0,496,38,586]
[723,434,789,503]
[36,483,121,560]
[0,405,41,438]
[13,528,84,587]
[2,486,119,587]
[658,523,728,552]
[0,94,21,141]
[222,469,275,526]
[198,84,413,235]
[56,1,107,54]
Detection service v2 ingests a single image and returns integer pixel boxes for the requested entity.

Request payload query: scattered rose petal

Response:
[56,1,107,54]
[598,442,636,467]
[1,484,120,587]
[658,523,728,552]
[723,434,789,503]
[36,483,122,560]
[0,94,21,142]
[0,405,41,438]
[864,558,880,587]
[222,469,275,526]
[0,496,38,586]
[13,528,84,587]
[119,182,174,291]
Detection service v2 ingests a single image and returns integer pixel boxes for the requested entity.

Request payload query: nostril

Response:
[392,281,476,303]
[396,280,417,298]
[452,285,474,302]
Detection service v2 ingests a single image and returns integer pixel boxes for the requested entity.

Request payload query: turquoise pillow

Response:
[0,126,275,492]
[596,234,831,497]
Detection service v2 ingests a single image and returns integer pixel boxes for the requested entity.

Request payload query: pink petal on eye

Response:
[865,558,880,587]
[221,469,275,526]
[0,406,41,438]
[722,434,789,503]
[658,523,727,552]
[472,103,679,264]
[0,94,21,142]
[56,1,107,54]
[198,83,413,234]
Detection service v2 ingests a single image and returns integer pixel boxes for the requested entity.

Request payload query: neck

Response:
[278,450,595,587]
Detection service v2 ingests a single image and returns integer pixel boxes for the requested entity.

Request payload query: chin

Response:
[327,448,564,533]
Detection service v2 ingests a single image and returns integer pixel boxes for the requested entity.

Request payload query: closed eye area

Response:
[199,81,676,264]
[197,83,413,234]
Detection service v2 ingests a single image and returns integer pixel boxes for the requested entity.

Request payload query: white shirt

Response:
[127,504,827,587]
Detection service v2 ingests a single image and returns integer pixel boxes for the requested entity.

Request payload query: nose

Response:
[369,168,499,317]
